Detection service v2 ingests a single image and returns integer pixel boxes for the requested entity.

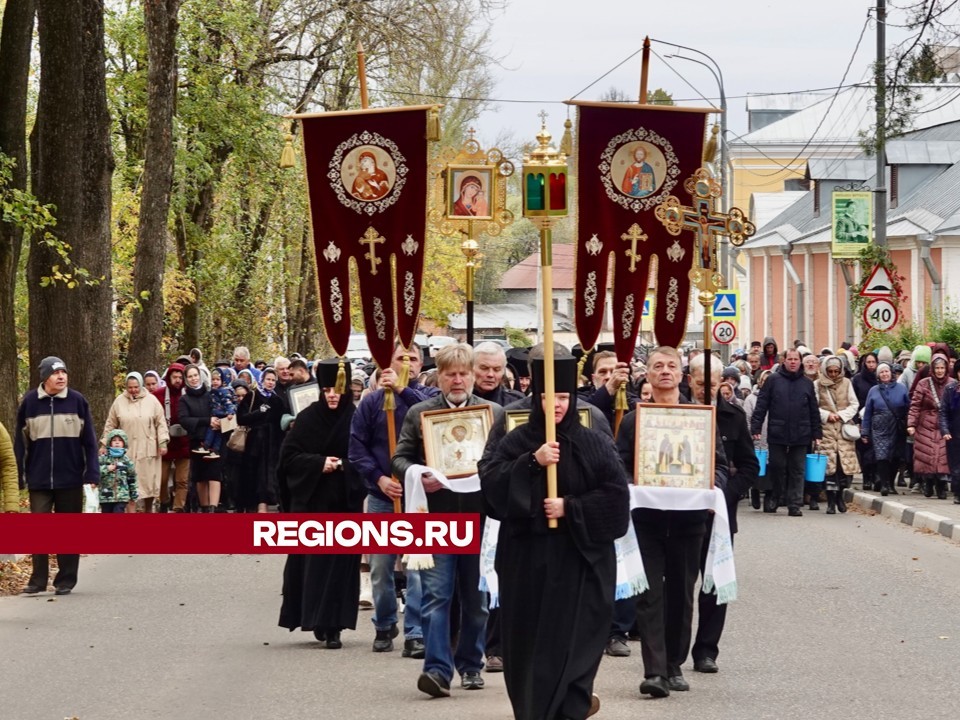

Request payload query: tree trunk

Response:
[29,0,114,427]
[127,0,180,374]
[0,0,35,431]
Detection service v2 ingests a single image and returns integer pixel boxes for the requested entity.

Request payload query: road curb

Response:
[844,489,960,542]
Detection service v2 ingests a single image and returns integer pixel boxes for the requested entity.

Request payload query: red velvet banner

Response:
[0,514,481,555]
[571,102,712,356]
[300,106,431,367]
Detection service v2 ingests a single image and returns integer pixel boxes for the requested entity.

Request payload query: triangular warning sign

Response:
[714,294,736,315]
[859,264,898,297]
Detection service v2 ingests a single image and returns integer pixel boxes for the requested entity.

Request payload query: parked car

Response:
[346,334,371,361]
[427,335,457,356]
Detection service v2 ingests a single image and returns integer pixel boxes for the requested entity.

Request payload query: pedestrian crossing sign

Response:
[713,291,738,320]
[642,295,653,317]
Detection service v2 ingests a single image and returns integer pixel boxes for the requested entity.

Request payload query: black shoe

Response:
[763,494,778,513]
[788,507,803,517]
[881,485,889,496]
[605,636,631,657]
[954,496,960,505]
[21,584,43,595]
[313,629,327,642]
[402,638,425,659]
[325,630,342,649]
[417,671,451,698]
[54,587,72,596]
[837,493,847,513]
[937,482,948,500]
[694,657,718,673]
[750,488,761,510]
[923,479,934,497]
[461,671,484,690]
[639,676,670,698]
[667,675,690,692]
[809,497,820,511]
[373,624,398,652]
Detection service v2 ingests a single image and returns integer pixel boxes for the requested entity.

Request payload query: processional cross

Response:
[620,223,647,273]
[360,226,385,275]
[654,168,755,293]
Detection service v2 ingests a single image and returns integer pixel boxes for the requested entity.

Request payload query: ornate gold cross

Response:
[620,223,647,273]
[360,226,385,275]
[655,168,755,293]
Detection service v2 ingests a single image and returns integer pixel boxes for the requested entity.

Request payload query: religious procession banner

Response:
[831,190,872,259]
[297,105,434,367]
[569,101,714,353]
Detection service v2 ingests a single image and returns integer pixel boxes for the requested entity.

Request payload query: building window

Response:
[813,180,819,218]
[890,165,899,209]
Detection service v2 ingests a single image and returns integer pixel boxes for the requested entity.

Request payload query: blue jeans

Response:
[203,426,222,454]
[366,494,422,639]
[419,551,488,682]
[100,501,127,513]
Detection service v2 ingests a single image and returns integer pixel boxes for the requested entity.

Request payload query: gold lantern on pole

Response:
[521,112,568,529]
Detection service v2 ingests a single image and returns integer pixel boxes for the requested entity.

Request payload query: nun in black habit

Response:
[479,356,630,720]
[277,360,366,648]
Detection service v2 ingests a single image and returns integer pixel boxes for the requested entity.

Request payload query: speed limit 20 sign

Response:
[713,320,736,345]
[863,297,899,332]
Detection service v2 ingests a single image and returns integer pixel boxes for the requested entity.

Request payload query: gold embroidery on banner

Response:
[360,227,385,275]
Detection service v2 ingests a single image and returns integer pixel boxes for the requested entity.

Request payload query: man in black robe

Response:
[277,360,366,648]
[479,356,629,720]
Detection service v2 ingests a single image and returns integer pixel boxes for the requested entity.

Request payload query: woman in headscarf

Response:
[815,356,860,514]
[908,353,953,499]
[479,356,629,720]
[743,369,771,510]
[938,362,960,504]
[177,363,223,512]
[236,366,283,512]
[852,352,879,491]
[101,371,169,512]
[861,362,909,496]
[278,360,365,648]
[143,370,164,393]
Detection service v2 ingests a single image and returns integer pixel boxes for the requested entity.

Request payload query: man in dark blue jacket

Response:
[349,343,438,658]
[14,356,99,595]
[750,348,822,516]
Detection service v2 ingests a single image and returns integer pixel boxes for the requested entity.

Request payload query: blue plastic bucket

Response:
[755,448,768,477]
[805,453,827,483]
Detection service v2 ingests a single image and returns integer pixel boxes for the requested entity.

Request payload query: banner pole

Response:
[539,221,559,529]
[639,36,651,104]
[357,40,369,109]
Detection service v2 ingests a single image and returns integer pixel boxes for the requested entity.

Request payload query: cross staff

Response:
[655,167,755,405]
[360,226,385,275]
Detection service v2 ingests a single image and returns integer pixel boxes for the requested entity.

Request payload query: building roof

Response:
[447,304,575,332]
[749,192,806,230]
[500,243,576,290]
[735,84,960,146]
[885,139,960,164]
[745,92,833,112]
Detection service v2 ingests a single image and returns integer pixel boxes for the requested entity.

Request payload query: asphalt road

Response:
[2,506,959,720]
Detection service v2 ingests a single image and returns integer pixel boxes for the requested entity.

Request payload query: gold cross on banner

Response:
[620,223,647,273]
[654,168,756,293]
[360,226,385,275]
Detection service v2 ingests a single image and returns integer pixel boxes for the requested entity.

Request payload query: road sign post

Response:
[862,297,898,332]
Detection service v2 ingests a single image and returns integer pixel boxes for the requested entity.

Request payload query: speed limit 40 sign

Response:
[863,297,899,332]
[713,320,736,345]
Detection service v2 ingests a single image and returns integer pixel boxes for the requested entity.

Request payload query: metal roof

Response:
[749,192,806,230]
[735,85,960,146]
[806,158,873,180]
[745,92,833,112]
[500,243,576,290]
[447,304,575,332]
[886,140,960,164]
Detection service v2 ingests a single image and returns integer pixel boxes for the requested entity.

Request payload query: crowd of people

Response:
[5,333,960,719]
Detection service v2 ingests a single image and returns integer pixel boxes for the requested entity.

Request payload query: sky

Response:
[473,0,913,147]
